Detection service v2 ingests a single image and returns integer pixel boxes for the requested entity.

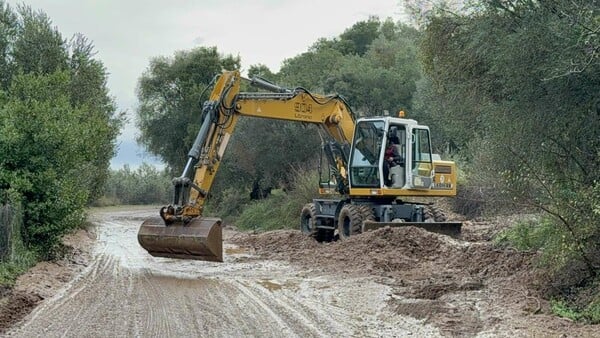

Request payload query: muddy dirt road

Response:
[5,207,597,337]
[6,208,439,337]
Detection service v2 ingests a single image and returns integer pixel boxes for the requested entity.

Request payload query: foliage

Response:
[136,47,240,173]
[415,0,600,318]
[233,167,321,231]
[551,299,600,324]
[551,300,584,321]
[325,23,421,115]
[0,191,37,286]
[0,254,36,287]
[495,216,566,260]
[97,164,172,206]
[0,2,120,258]
[279,18,422,116]
[203,187,251,223]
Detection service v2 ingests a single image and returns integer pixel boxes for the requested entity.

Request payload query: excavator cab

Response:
[349,117,435,191]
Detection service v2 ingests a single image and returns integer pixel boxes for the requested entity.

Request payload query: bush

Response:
[232,167,321,231]
[204,187,251,223]
[98,163,171,205]
[552,298,600,324]
[0,191,37,286]
[235,189,299,231]
[1,72,115,258]
[495,216,555,252]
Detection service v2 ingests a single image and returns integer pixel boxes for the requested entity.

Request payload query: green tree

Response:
[99,163,171,205]
[336,16,381,56]
[0,2,121,258]
[0,72,112,255]
[136,47,240,173]
[12,5,67,75]
[415,0,600,314]
[68,33,121,201]
[0,2,17,90]
[323,22,422,116]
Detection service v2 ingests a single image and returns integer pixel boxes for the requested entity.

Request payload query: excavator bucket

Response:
[137,217,223,262]
[362,221,462,238]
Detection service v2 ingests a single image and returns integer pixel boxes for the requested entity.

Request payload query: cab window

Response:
[350,120,385,187]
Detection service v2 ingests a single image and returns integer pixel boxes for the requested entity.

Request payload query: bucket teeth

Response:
[138,217,223,262]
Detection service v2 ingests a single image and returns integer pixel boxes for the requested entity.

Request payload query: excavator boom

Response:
[137,70,355,262]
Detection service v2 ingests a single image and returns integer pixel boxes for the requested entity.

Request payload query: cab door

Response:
[409,127,434,189]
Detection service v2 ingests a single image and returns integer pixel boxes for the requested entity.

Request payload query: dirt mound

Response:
[231,226,464,275]
[0,290,42,334]
[451,244,536,279]
[231,225,538,296]
[230,229,320,256]
[229,223,600,337]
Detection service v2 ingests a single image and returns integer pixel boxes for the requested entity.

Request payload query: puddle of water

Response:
[225,247,250,255]
[258,280,283,291]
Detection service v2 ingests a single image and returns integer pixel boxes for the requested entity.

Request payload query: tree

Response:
[12,5,67,75]
[322,22,422,116]
[68,33,121,201]
[136,47,240,173]
[415,0,600,313]
[0,1,17,90]
[336,16,381,56]
[0,2,120,257]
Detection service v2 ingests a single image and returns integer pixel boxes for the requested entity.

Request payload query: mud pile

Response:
[231,224,548,336]
[231,225,537,284]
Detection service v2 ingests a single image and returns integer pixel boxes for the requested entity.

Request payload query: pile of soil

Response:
[230,225,536,281]
[230,223,559,336]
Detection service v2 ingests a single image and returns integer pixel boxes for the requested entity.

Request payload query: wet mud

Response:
[3,208,598,337]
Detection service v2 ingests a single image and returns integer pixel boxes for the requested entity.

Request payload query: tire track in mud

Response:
[6,208,441,337]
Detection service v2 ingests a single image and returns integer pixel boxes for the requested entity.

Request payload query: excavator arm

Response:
[138,70,356,262]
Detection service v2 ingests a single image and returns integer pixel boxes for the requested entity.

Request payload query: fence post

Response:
[0,204,14,261]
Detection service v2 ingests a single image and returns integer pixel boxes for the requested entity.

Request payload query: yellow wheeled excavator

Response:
[138,70,461,262]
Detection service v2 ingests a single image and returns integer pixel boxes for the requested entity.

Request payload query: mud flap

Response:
[137,217,223,262]
[362,220,462,238]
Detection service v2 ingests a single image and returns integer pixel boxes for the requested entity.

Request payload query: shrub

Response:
[98,163,171,205]
[233,167,321,231]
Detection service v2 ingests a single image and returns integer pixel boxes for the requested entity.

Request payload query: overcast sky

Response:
[6,0,407,168]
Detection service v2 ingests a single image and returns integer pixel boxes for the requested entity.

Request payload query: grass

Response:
[0,250,37,287]
[235,189,301,231]
[552,299,600,324]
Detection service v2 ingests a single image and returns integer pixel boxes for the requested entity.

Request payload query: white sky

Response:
[5,0,407,168]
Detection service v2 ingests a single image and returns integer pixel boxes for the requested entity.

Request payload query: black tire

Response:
[358,205,375,222]
[338,204,362,240]
[300,203,318,236]
[424,205,447,222]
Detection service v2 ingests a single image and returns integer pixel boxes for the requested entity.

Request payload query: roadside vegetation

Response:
[0,2,121,285]
[94,163,171,206]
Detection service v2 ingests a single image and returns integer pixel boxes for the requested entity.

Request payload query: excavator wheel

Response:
[300,203,332,242]
[338,204,363,240]
[300,203,318,236]
[137,217,223,262]
[424,205,448,222]
[358,205,375,223]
